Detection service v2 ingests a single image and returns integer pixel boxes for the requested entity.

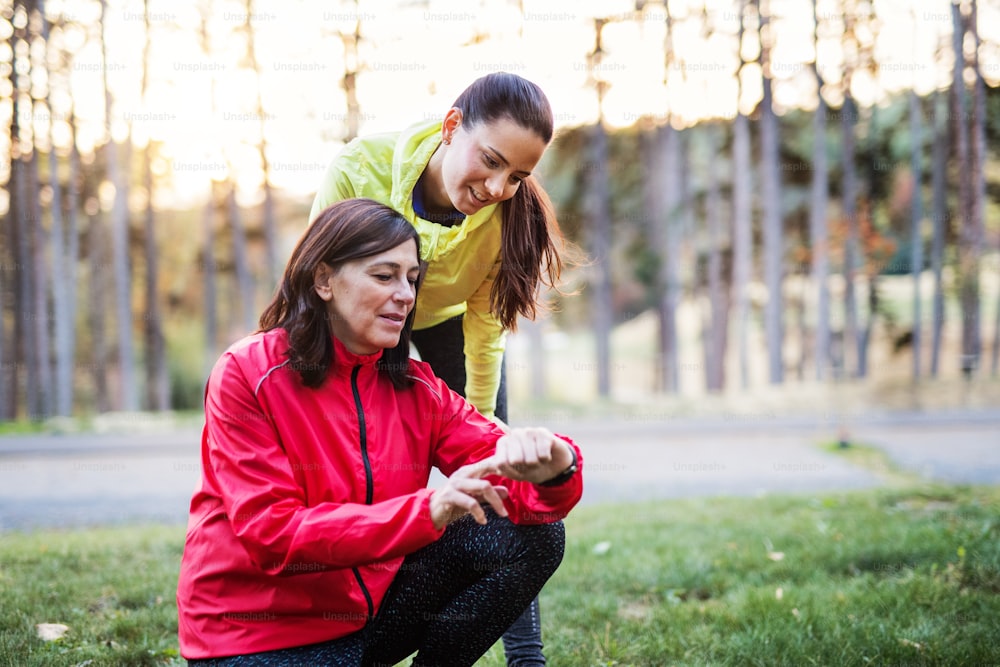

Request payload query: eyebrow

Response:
[369,261,420,273]
[486,145,532,177]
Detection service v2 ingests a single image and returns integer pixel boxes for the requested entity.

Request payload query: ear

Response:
[441,107,463,144]
[313,263,334,302]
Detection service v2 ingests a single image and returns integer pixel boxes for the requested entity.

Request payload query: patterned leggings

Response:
[187,510,565,667]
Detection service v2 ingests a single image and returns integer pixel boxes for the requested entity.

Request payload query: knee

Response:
[516,519,565,578]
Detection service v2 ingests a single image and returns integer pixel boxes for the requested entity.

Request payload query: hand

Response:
[429,460,510,530]
[489,427,575,485]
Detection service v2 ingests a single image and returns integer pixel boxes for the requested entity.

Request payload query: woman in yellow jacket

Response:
[310,71,570,666]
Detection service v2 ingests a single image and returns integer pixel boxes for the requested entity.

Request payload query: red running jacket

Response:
[176,330,583,659]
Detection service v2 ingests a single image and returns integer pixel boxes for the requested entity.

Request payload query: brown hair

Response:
[451,72,573,329]
[259,198,420,388]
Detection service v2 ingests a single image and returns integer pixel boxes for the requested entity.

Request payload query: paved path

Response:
[0,410,997,531]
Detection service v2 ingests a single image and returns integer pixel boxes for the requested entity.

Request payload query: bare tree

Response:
[338,0,363,143]
[907,90,924,381]
[141,0,169,410]
[24,1,53,418]
[907,89,924,380]
[968,0,987,378]
[951,1,979,378]
[203,184,219,375]
[227,180,257,335]
[840,1,860,378]
[89,204,112,413]
[586,17,613,397]
[703,124,728,392]
[646,4,683,394]
[756,0,783,384]
[810,0,830,381]
[39,1,78,417]
[8,0,38,419]
[929,89,947,377]
[100,0,137,411]
[243,0,278,290]
[731,0,752,390]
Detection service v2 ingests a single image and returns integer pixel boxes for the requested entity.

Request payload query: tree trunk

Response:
[203,186,218,376]
[11,6,35,419]
[758,0,783,384]
[951,2,977,378]
[658,124,681,393]
[142,0,169,411]
[908,90,924,380]
[244,0,278,290]
[227,181,257,335]
[731,0,751,390]
[841,94,860,378]
[704,125,727,392]
[339,1,362,143]
[89,211,112,413]
[24,1,52,419]
[810,0,830,381]
[589,122,613,398]
[29,132,53,419]
[40,0,74,417]
[100,0,137,410]
[929,90,947,377]
[523,315,546,402]
[969,0,986,378]
[66,108,82,412]
[732,111,752,389]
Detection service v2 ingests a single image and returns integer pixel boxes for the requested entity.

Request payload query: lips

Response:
[379,313,406,324]
[470,187,490,205]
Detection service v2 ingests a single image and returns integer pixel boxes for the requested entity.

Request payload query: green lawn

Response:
[2,485,999,666]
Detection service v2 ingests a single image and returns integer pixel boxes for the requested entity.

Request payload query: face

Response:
[314,239,420,355]
[439,112,548,216]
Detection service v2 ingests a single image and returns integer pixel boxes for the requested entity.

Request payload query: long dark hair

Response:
[259,198,421,389]
[451,72,574,330]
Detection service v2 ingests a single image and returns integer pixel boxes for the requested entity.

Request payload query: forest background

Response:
[1,0,998,423]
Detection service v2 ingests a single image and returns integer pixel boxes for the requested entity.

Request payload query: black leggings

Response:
[187,511,565,667]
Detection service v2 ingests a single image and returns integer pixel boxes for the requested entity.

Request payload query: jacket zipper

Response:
[350,364,375,619]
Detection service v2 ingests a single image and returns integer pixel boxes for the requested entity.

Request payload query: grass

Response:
[2,485,999,666]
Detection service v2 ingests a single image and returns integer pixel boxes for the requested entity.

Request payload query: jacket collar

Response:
[390,120,499,262]
[330,335,383,374]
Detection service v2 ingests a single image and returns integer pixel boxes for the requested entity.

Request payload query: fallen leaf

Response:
[775,587,784,600]
[767,551,785,561]
[592,541,612,555]
[35,623,70,641]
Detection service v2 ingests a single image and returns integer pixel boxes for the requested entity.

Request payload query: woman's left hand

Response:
[487,427,575,485]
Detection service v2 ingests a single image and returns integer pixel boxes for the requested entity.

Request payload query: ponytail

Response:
[491,175,570,330]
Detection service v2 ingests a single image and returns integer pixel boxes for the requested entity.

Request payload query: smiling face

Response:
[434,111,548,216]
[313,239,421,355]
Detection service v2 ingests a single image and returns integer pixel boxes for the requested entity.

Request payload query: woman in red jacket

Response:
[177,198,583,666]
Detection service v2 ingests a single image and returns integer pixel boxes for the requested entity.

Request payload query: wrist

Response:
[538,444,578,487]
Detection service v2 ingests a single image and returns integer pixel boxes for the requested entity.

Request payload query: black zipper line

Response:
[350,364,375,619]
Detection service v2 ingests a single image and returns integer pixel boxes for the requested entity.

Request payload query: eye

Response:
[483,154,500,169]
[508,174,523,185]
[374,274,391,282]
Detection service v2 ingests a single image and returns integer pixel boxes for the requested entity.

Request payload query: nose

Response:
[485,174,505,199]
[394,278,415,305]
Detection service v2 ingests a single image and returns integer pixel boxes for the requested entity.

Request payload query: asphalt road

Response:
[0,409,997,532]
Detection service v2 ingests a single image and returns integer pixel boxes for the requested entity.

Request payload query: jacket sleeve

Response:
[203,354,443,576]
[461,258,506,420]
[423,371,583,525]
